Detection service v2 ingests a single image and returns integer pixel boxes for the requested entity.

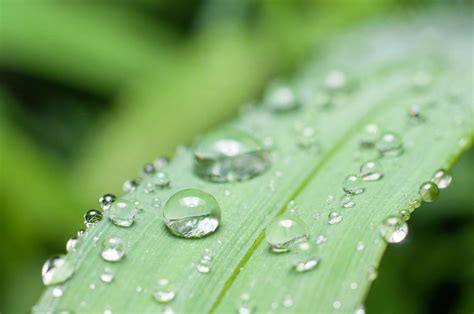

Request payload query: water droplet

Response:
[379,216,408,243]
[367,266,378,281]
[153,278,176,303]
[194,128,270,183]
[237,304,252,314]
[99,194,116,210]
[264,84,300,112]
[101,237,125,262]
[328,211,343,225]
[325,70,347,91]
[289,241,319,272]
[161,306,175,314]
[314,234,327,245]
[399,209,411,221]
[376,132,403,157]
[104,309,112,314]
[66,237,78,253]
[42,255,74,286]
[237,293,254,314]
[77,228,86,238]
[350,282,358,290]
[359,123,381,148]
[325,195,336,211]
[265,215,309,252]
[419,181,439,202]
[108,199,138,227]
[143,182,156,194]
[359,160,383,181]
[354,304,366,314]
[143,163,156,175]
[123,179,140,192]
[408,104,424,125]
[84,209,103,228]
[224,188,231,196]
[431,169,452,189]
[52,287,63,298]
[100,267,114,283]
[356,241,365,251]
[342,174,365,195]
[333,300,342,310]
[340,194,355,208]
[154,157,170,170]
[297,127,319,150]
[282,295,294,308]
[163,189,221,238]
[155,172,171,189]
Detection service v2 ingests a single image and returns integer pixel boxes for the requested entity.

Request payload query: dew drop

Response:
[100,267,114,283]
[101,237,125,262]
[359,123,381,148]
[431,169,452,189]
[265,215,309,252]
[123,179,140,192]
[66,237,78,253]
[379,216,408,243]
[399,209,411,221]
[52,287,63,298]
[325,195,336,211]
[342,175,365,195]
[325,70,347,91]
[161,306,175,314]
[108,199,138,227]
[419,181,439,202]
[367,266,378,281]
[289,241,319,272]
[143,163,156,175]
[264,84,300,112]
[237,304,252,314]
[155,172,171,189]
[153,157,170,170]
[333,300,342,310]
[42,255,74,286]
[153,278,176,303]
[328,211,343,225]
[314,234,327,245]
[350,282,358,290]
[376,132,403,157]
[297,127,319,150]
[340,194,355,208]
[99,194,116,211]
[356,241,365,251]
[282,295,294,308]
[84,209,103,228]
[359,160,383,181]
[196,249,214,274]
[354,304,366,314]
[77,228,86,238]
[163,189,221,238]
[194,128,270,183]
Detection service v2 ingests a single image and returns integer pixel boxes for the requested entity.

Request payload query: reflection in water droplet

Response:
[109,200,138,227]
[143,163,156,175]
[359,160,383,182]
[431,169,452,189]
[328,211,343,225]
[376,132,403,157]
[99,194,116,211]
[42,255,74,286]
[84,209,103,228]
[342,175,365,195]
[379,216,408,243]
[419,181,439,202]
[163,189,221,238]
[356,241,365,251]
[194,128,270,183]
[289,241,319,272]
[282,295,294,308]
[153,278,176,303]
[266,215,309,252]
[101,237,125,262]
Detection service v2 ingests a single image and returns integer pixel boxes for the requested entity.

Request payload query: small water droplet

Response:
[376,132,403,157]
[52,287,63,298]
[155,172,171,189]
[194,128,270,183]
[84,209,103,228]
[100,267,114,283]
[104,309,112,314]
[224,189,231,196]
[143,163,156,175]
[99,194,116,210]
[359,160,383,181]
[350,282,358,290]
[314,234,327,245]
[143,182,156,194]
[354,304,366,314]
[264,84,300,112]
[66,237,78,253]
[328,211,343,225]
[289,241,319,272]
[161,306,175,314]
[419,181,439,202]
[123,179,140,192]
[153,156,170,170]
[265,215,309,252]
[325,195,337,211]
[340,194,355,208]
[408,104,425,125]
[333,300,342,310]
[152,197,162,209]
[101,237,125,262]
[342,174,365,195]
[42,255,74,286]
[153,278,176,303]
[89,283,96,290]
[108,199,138,227]
[367,266,378,281]
[379,216,408,243]
[399,209,411,221]
[356,241,365,251]
[359,123,381,148]
[431,169,452,189]
[325,70,347,91]
[282,295,294,308]
[195,249,214,274]
[163,189,221,238]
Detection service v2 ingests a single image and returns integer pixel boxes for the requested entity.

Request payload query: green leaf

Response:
[34,11,472,313]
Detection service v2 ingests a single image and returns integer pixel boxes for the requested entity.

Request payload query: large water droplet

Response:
[163,189,221,238]
[379,216,408,243]
[101,237,125,262]
[367,266,378,281]
[297,127,319,150]
[153,278,176,303]
[359,160,383,181]
[266,215,309,253]
[108,199,138,227]
[431,169,452,189]
[376,132,403,157]
[84,209,103,228]
[419,181,439,202]
[99,194,116,211]
[342,174,365,195]
[289,241,319,272]
[42,255,74,286]
[264,84,300,112]
[194,128,270,183]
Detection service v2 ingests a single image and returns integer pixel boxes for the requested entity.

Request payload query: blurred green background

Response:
[0,0,472,313]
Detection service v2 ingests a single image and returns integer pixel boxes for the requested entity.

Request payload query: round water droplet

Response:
[143,163,156,175]
[153,156,169,170]
[52,287,63,298]
[77,228,86,238]
[419,181,439,202]
[153,279,176,303]
[99,194,116,210]
[42,255,74,286]
[123,179,140,192]
[155,172,171,188]
[376,132,403,157]
[359,160,383,181]
[289,241,319,272]
[342,174,365,195]
[101,237,125,262]
[354,304,366,314]
[264,84,300,112]
[379,216,408,243]
[408,104,424,125]
[356,241,365,251]
[359,123,381,148]
[328,211,343,225]
[194,128,270,183]
[333,300,342,310]
[66,237,78,253]
[108,199,138,227]
[282,295,294,308]
[399,209,411,221]
[237,304,252,314]
[163,189,221,238]
[367,266,378,281]
[325,70,347,91]
[100,267,114,283]
[431,169,452,189]
[297,127,319,150]
[340,194,355,208]
[266,215,309,253]
[314,234,327,245]
[84,209,103,228]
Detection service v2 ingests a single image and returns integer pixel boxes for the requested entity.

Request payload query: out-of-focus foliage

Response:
[0,0,472,313]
